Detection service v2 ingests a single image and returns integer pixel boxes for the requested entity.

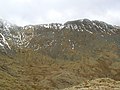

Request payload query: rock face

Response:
[62,78,120,90]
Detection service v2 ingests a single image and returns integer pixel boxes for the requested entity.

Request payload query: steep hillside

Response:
[0,18,120,90]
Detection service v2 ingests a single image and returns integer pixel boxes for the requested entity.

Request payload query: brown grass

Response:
[0,49,120,90]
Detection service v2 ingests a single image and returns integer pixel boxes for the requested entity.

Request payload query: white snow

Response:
[81,29,84,32]
[110,29,116,34]
[0,33,11,49]
[43,24,49,28]
[49,40,54,45]
[74,25,78,29]
[72,44,74,49]
[85,30,93,34]
[93,23,99,28]
[82,24,84,26]
[0,43,4,47]
[103,29,106,32]
[105,23,108,29]
[88,25,92,29]
[93,23,96,25]
[25,42,30,47]
[34,45,40,51]
[59,25,64,29]
[101,35,104,37]
[99,26,103,29]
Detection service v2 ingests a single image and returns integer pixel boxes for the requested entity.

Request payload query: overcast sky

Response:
[0,0,120,26]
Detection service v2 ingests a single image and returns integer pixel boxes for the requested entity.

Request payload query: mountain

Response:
[0,18,119,60]
[0,19,120,56]
[0,18,120,90]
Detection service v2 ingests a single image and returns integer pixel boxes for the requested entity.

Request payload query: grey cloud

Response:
[0,0,120,26]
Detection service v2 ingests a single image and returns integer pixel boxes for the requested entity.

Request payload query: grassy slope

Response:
[62,78,120,90]
[0,49,120,90]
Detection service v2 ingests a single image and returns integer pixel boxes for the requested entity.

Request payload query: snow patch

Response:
[0,33,11,49]
[85,30,93,34]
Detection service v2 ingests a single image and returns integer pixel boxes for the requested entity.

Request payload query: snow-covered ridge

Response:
[0,18,120,54]
[22,19,119,35]
[64,19,118,35]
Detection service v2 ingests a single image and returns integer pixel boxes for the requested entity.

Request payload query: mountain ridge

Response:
[0,18,120,60]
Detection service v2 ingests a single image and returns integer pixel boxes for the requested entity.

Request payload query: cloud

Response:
[0,0,120,26]
[46,10,63,22]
